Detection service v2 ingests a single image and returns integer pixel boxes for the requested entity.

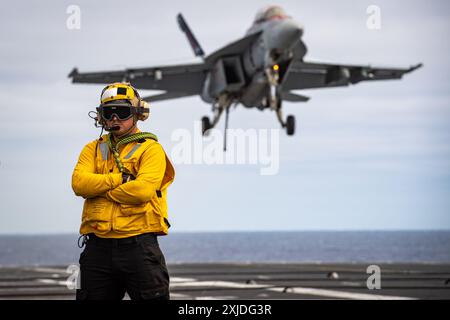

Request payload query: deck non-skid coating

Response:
[0,263,449,300]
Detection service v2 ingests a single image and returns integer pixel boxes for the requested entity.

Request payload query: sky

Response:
[0,0,449,234]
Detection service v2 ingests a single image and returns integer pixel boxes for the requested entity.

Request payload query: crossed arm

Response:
[72,141,166,205]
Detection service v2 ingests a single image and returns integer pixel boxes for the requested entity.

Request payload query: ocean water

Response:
[0,231,449,266]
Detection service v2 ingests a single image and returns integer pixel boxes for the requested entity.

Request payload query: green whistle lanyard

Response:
[107,132,158,173]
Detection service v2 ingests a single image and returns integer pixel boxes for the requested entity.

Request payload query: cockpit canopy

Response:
[253,5,290,24]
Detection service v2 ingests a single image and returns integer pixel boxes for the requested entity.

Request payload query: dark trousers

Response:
[76,233,170,300]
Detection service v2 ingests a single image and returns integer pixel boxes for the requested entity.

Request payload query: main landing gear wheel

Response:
[201,116,211,135]
[286,115,295,135]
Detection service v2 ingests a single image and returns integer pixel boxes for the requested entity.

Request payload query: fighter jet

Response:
[69,5,421,144]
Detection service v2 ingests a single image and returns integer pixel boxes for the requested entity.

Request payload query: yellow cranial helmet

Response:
[99,82,149,121]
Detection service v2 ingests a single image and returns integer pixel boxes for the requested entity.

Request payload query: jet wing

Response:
[205,31,263,65]
[282,60,422,90]
[68,63,208,101]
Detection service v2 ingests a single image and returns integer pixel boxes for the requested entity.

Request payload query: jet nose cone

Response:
[283,20,303,42]
[267,20,303,52]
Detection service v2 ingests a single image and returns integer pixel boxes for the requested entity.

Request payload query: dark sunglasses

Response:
[98,105,134,121]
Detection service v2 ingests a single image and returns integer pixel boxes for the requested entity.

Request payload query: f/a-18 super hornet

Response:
[69,5,421,147]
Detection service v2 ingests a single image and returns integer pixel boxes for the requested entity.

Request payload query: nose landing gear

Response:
[275,99,295,135]
[266,65,296,136]
[286,114,295,136]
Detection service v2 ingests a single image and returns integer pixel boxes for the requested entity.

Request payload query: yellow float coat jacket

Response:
[72,131,175,238]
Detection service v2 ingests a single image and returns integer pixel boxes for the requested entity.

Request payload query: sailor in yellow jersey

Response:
[72,82,175,300]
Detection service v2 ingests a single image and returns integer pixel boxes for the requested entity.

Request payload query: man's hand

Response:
[122,172,136,184]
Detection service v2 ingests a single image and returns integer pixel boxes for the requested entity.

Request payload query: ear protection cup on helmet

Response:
[138,100,150,121]
[128,85,150,122]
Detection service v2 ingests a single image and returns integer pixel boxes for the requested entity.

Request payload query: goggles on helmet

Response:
[98,105,134,121]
